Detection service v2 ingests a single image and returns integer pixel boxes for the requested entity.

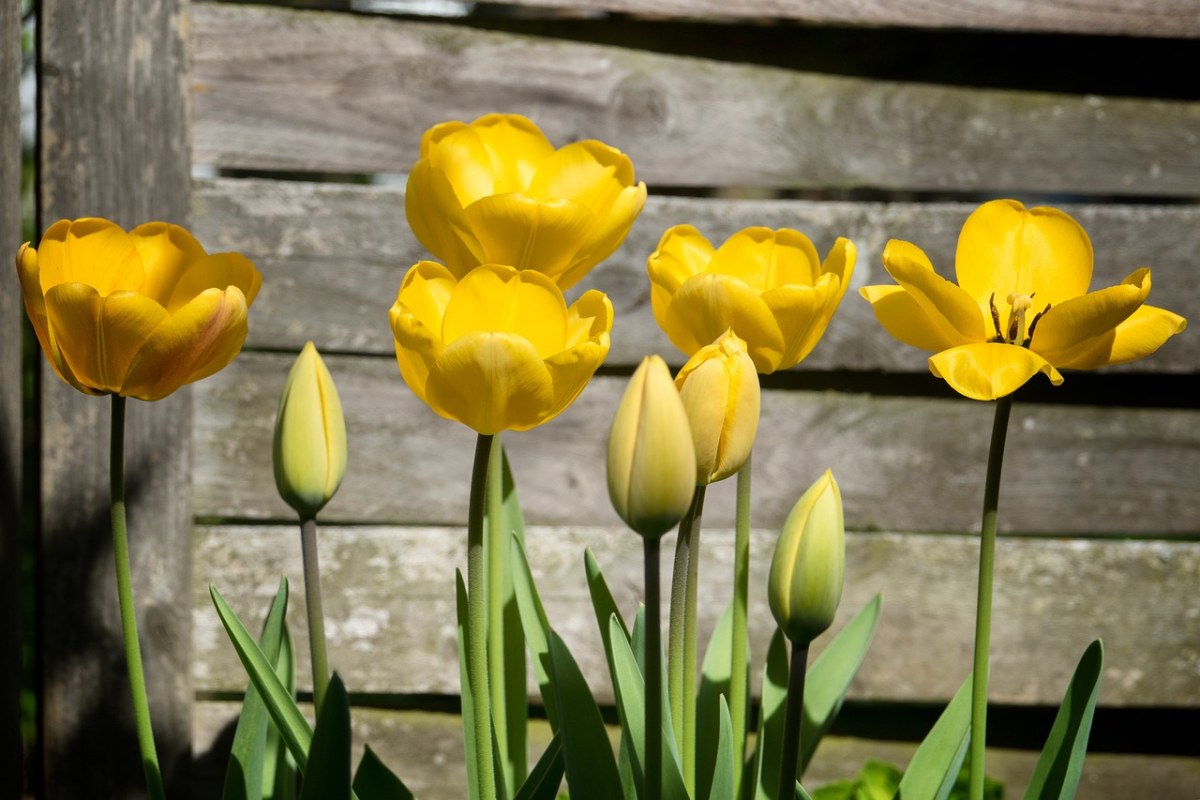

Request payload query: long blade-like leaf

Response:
[697,603,749,800]
[513,733,565,800]
[1023,640,1104,800]
[752,629,789,800]
[264,622,298,800]
[353,745,415,800]
[298,673,352,800]
[548,630,623,800]
[511,535,558,730]
[211,584,313,772]
[800,593,883,773]
[455,570,481,800]
[706,696,736,800]
[895,672,972,800]
[223,578,290,800]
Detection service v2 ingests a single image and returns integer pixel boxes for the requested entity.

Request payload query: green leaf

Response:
[547,630,624,800]
[796,782,815,800]
[456,570,481,800]
[696,603,748,800]
[1022,639,1104,800]
[752,629,790,800]
[706,696,736,800]
[608,615,688,800]
[263,622,298,800]
[895,672,972,800]
[223,578,290,800]
[513,733,565,800]
[298,673,352,800]
[511,535,558,730]
[584,549,637,798]
[211,584,313,772]
[801,593,883,773]
[353,745,415,800]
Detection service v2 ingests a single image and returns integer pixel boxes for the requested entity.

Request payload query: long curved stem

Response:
[110,396,166,800]
[730,453,752,790]
[968,396,1014,800]
[668,484,706,794]
[468,433,497,800]
[300,516,329,712]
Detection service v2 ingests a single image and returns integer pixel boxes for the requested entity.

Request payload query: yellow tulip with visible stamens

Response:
[389,262,612,434]
[860,199,1188,401]
[406,114,647,291]
[15,217,261,401]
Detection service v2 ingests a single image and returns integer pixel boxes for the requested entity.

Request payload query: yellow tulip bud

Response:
[607,356,697,540]
[273,342,348,518]
[768,470,845,646]
[675,330,760,485]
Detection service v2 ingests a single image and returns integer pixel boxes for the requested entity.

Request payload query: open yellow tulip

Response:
[860,199,1188,401]
[406,113,647,291]
[16,217,261,401]
[648,225,856,374]
[390,262,613,434]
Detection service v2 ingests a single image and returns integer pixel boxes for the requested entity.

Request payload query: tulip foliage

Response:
[19,112,1185,800]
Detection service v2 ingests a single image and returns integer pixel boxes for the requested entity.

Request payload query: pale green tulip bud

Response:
[675,330,760,485]
[768,470,845,646]
[607,355,697,540]
[273,342,348,518]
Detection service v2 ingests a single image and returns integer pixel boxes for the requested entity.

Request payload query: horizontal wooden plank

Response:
[193,703,1200,800]
[191,5,1200,195]
[194,353,1200,534]
[193,525,1200,708]
[192,178,1200,374]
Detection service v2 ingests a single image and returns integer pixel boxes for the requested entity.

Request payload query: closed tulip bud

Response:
[675,330,760,485]
[768,470,845,646]
[607,356,697,540]
[274,342,348,518]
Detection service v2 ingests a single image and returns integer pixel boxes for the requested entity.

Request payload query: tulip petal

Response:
[464,194,594,279]
[545,289,613,419]
[821,237,856,297]
[664,273,785,371]
[389,304,442,402]
[36,218,145,296]
[564,289,615,348]
[443,265,568,358]
[1030,269,1151,365]
[709,228,821,291]
[471,114,556,193]
[859,285,966,353]
[130,222,208,306]
[761,279,830,371]
[955,199,1092,310]
[929,342,1063,401]
[15,243,76,388]
[1053,304,1187,370]
[559,181,647,291]
[527,140,633,211]
[122,287,248,400]
[426,332,554,434]
[406,160,485,274]
[883,239,985,344]
[397,261,457,331]
[159,252,262,313]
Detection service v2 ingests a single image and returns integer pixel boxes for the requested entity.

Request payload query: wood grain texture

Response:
[37,1,193,796]
[1,4,24,797]
[193,525,1200,707]
[192,178,1200,374]
[190,4,1200,195]
[194,352,1200,535]
[191,703,1200,800]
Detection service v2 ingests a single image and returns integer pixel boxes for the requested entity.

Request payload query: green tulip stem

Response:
[778,641,810,799]
[109,396,166,800]
[644,535,663,800]
[485,432,510,794]
[468,433,498,800]
[668,484,706,794]
[299,515,329,712]
[968,395,1014,800]
[730,453,752,787]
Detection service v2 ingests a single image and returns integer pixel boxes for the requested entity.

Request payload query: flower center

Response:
[989,292,1050,346]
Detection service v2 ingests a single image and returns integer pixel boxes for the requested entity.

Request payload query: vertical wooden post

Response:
[37,1,193,798]
[2,5,25,799]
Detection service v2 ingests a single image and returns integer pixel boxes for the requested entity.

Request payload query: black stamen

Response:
[1024,303,1052,347]
[989,293,1002,339]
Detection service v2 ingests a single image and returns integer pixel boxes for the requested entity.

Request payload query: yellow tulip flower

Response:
[274,342,348,519]
[648,225,856,374]
[607,355,697,540]
[16,217,261,401]
[390,262,612,434]
[768,469,844,647]
[860,199,1188,401]
[674,330,760,485]
[406,113,647,291]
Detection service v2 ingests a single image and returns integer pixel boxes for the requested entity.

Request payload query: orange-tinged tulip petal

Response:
[130,222,208,306]
[37,218,144,296]
[930,342,1062,401]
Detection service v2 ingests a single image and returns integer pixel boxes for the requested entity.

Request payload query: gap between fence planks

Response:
[190,4,1200,195]
[193,525,1200,707]
[191,178,1200,374]
[194,352,1200,536]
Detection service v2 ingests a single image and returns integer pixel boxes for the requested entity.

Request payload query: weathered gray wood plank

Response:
[192,703,1200,800]
[195,353,1200,535]
[37,1,193,796]
[193,525,1200,708]
[1,4,24,796]
[193,178,1200,374]
[191,5,1200,195]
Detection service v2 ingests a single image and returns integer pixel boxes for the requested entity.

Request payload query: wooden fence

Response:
[5,1,1199,797]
